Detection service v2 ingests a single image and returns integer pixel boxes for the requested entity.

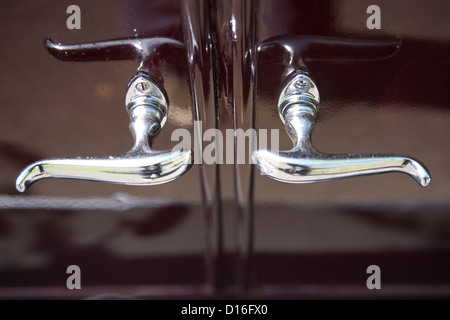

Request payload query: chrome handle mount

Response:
[252,72,431,187]
[16,73,193,192]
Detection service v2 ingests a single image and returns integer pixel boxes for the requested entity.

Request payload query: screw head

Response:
[135,81,151,94]
[294,79,309,90]
[149,123,161,135]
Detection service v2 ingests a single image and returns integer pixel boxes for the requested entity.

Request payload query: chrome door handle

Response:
[16,36,193,192]
[252,72,431,186]
[16,73,192,192]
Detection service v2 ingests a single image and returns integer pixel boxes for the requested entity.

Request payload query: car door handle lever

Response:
[252,72,431,186]
[16,73,193,192]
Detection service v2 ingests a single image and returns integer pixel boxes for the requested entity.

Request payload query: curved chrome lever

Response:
[252,73,431,187]
[44,37,185,84]
[16,74,193,192]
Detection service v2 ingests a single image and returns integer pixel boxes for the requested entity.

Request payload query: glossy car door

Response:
[0,0,210,298]
[1,0,450,299]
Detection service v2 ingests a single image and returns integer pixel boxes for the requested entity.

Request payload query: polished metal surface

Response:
[16,74,193,192]
[252,73,431,186]
[44,37,185,84]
